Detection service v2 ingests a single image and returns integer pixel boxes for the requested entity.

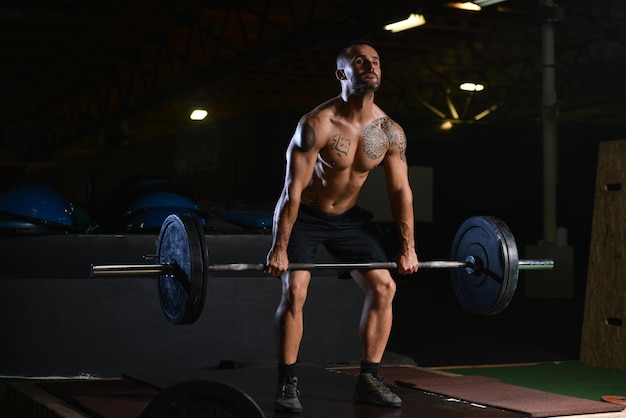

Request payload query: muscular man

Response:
[266,41,419,413]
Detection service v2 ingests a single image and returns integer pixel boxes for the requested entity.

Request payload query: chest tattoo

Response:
[363,117,407,162]
[330,134,351,156]
[362,117,390,160]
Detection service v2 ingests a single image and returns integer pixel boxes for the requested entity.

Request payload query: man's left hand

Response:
[395,249,419,275]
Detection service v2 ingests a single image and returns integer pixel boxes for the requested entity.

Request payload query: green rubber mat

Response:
[440,361,626,402]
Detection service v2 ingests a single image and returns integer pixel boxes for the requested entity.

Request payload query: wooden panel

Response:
[580,139,626,371]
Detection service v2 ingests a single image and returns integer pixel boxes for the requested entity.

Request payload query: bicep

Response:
[383,155,410,195]
[293,122,316,151]
[287,145,316,188]
[285,121,322,193]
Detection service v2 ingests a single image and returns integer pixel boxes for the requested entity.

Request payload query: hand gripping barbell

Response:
[90,214,554,324]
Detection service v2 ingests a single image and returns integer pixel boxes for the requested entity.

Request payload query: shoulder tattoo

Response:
[295,122,316,152]
[363,117,407,162]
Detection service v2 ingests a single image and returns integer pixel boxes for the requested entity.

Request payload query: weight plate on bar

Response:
[450,216,519,315]
[139,380,265,418]
[157,214,207,324]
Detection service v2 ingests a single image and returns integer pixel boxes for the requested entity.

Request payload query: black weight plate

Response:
[450,216,519,315]
[139,380,265,418]
[157,214,208,324]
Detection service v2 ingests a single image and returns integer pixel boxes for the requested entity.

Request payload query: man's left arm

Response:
[383,119,419,274]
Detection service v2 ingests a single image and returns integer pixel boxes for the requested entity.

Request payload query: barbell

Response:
[90,214,554,324]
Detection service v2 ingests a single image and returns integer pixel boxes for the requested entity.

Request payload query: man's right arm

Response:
[266,121,320,277]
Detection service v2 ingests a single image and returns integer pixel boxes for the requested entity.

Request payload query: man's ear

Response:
[335,68,346,80]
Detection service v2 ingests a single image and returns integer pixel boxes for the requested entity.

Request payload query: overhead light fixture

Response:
[440,120,453,130]
[190,109,208,121]
[460,82,485,92]
[448,2,482,11]
[384,14,426,33]
[471,0,507,7]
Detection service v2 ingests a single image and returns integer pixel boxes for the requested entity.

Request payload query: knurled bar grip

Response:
[90,259,553,277]
[207,259,554,270]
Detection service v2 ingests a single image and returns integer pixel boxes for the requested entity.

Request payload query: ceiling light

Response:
[460,82,485,92]
[190,109,208,121]
[384,14,426,33]
[449,2,482,11]
[472,0,507,7]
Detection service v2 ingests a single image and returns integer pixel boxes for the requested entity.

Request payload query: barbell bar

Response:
[89,214,555,324]
[92,259,553,276]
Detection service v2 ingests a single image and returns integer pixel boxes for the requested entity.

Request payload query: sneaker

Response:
[275,376,303,413]
[353,373,402,408]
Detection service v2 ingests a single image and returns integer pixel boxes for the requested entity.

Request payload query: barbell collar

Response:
[518,259,555,270]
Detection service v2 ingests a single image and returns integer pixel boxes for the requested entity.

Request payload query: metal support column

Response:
[541,0,560,244]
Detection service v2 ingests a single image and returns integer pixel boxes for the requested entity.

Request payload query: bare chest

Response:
[319,118,391,172]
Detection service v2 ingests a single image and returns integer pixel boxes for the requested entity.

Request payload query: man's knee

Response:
[282,272,311,308]
[376,275,396,300]
[355,270,396,301]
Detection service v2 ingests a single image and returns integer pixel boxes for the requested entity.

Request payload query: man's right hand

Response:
[266,249,289,277]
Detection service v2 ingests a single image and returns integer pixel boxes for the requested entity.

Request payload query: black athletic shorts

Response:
[287,204,388,279]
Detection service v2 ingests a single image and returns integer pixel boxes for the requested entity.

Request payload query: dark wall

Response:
[400,120,622,303]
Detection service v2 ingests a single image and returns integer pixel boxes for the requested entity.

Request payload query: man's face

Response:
[342,44,381,93]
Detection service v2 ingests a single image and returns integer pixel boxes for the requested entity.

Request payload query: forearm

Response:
[389,188,416,251]
[271,189,301,252]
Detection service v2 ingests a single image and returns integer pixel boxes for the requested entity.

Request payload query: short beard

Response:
[352,76,380,94]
